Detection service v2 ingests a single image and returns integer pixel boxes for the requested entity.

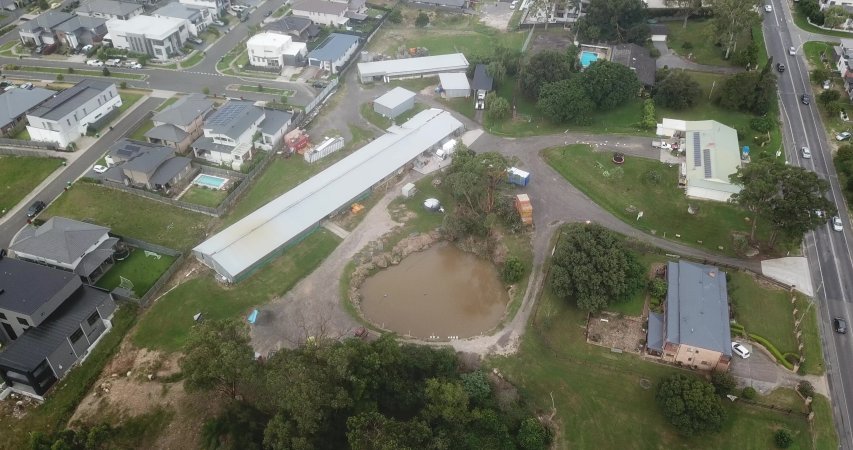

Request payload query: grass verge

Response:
[237,84,295,97]
[10,65,145,80]
[180,51,204,69]
[96,248,177,297]
[0,155,63,215]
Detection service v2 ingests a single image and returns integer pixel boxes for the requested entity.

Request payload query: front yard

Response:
[665,19,755,67]
[96,248,177,297]
[0,155,63,215]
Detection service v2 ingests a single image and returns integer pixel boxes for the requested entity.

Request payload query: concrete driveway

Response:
[730,341,828,396]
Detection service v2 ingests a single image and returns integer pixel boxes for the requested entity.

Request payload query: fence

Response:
[0,147,65,158]
[101,178,220,217]
[0,137,58,150]
[110,235,184,308]
[302,77,339,120]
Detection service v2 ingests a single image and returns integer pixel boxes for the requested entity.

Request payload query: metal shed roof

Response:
[665,260,732,356]
[374,87,416,110]
[307,33,359,62]
[358,53,469,78]
[438,72,470,91]
[193,108,464,280]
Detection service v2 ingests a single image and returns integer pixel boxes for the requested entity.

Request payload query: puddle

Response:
[360,243,509,339]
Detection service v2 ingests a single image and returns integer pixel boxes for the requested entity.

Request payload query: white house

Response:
[247,32,307,69]
[258,109,293,151]
[76,0,142,21]
[153,2,212,37]
[26,79,121,149]
[291,0,349,26]
[191,100,264,170]
[179,0,229,18]
[307,33,359,74]
[106,15,190,59]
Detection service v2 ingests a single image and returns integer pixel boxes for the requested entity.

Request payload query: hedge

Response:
[749,333,795,370]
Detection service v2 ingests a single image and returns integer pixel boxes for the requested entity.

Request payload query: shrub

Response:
[741,386,757,400]
[774,429,794,448]
[649,47,661,58]
[681,41,693,50]
[750,116,774,133]
[67,66,74,74]
[501,257,525,283]
[648,278,667,298]
[415,12,429,27]
[119,81,127,89]
[710,372,737,396]
[798,380,815,398]
[388,8,402,23]
[102,67,110,76]
[56,73,63,81]
[750,333,794,370]
[640,99,656,130]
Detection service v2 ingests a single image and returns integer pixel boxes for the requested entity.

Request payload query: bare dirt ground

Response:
[527,30,575,55]
[480,1,514,31]
[586,312,647,354]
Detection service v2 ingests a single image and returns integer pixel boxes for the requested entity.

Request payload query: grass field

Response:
[11,65,145,80]
[237,84,295,97]
[803,41,836,70]
[729,272,798,355]
[131,229,340,352]
[96,248,176,297]
[544,145,772,256]
[794,295,826,375]
[180,185,229,207]
[0,155,62,215]
[606,252,668,316]
[42,183,208,251]
[665,19,754,67]
[128,119,154,141]
[793,8,853,38]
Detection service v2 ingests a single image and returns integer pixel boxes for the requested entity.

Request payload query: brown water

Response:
[359,243,509,339]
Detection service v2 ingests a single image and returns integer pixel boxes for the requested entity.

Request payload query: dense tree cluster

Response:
[179,321,550,450]
[656,374,727,435]
[708,0,762,59]
[520,50,574,98]
[652,69,702,110]
[716,58,777,115]
[550,223,645,311]
[576,0,649,44]
[797,0,826,26]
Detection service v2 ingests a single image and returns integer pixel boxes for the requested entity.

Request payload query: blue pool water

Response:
[194,174,228,189]
[580,51,599,68]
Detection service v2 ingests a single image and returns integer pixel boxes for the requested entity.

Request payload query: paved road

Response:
[0,96,162,248]
[769,1,853,448]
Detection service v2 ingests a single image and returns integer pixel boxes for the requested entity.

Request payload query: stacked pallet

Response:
[515,194,533,225]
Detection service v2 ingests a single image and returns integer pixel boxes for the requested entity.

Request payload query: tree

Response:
[550,223,645,311]
[37,0,49,10]
[708,0,762,59]
[444,150,516,216]
[665,0,705,28]
[180,319,257,399]
[537,77,596,125]
[710,372,737,396]
[119,81,127,89]
[519,50,573,98]
[823,6,849,29]
[728,159,785,240]
[732,42,759,67]
[500,257,525,283]
[640,98,656,130]
[812,68,830,84]
[716,68,777,115]
[774,429,794,448]
[102,67,110,76]
[653,70,701,110]
[581,60,640,110]
[656,374,727,434]
[486,60,506,83]
[819,89,841,108]
[576,0,649,44]
[486,95,510,122]
[460,370,492,404]
[415,12,429,27]
[648,278,667,299]
[56,74,63,81]
[387,8,403,24]
[203,86,210,95]
[517,418,551,450]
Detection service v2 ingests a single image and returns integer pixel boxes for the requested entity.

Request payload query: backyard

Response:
[96,248,177,297]
[180,185,229,207]
[665,19,756,67]
[42,183,208,251]
[0,155,62,215]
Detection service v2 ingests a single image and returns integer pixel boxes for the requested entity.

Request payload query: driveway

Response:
[730,342,828,396]
[653,41,745,75]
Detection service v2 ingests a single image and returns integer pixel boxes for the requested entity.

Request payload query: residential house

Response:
[258,108,293,150]
[75,0,143,20]
[179,0,229,18]
[0,257,117,397]
[145,93,214,153]
[54,15,108,49]
[609,43,656,88]
[265,15,321,40]
[18,11,73,47]
[191,100,264,170]
[0,87,55,137]
[327,0,365,12]
[103,139,196,193]
[656,118,743,202]
[9,217,117,284]
[834,39,853,99]
[646,260,732,372]
[153,2,212,37]
[26,79,122,149]
[307,32,359,74]
[106,15,190,59]
[291,0,349,26]
[247,32,307,70]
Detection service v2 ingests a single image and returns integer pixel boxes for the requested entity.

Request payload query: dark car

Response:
[801,94,811,105]
[834,317,848,334]
[776,63,785,72]
[26,200,46,217]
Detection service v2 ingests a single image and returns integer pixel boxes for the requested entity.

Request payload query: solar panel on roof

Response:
[693,133,701,167]
[703,148,712,178]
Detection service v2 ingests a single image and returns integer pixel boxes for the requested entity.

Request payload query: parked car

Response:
[764,4,772,12]
[834,317,848,334]
[92,164,108,174]
[776,63,785,72]
[837,131,851,141]
[510,0,518,8]
[26,200,46,217]
[105,59,120,67]
[800,146,811,159]
[264,10,271,16]
[833,216,844,232]
[86,59,104,67]
[126,62,142,69]
[823,79,832,89]
[81,44,93,53]
[212,19,226,26]
[188,36,204,45]
[801,93,810,105]
[731,342,751,359]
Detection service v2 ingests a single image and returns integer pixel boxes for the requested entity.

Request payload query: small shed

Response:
[472,64,494,94]
[401,182,417,198]
[649,23,668,42]
[374,87,416,119]
[438,72,471,98]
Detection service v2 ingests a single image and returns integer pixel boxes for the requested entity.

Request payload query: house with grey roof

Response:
[307,33,359,74]
[18,11,73,47]
[10,217,117,284]
[191,100,265,170]
[26,79,121,149]
[291,0,349,26]
[146,93,214,153]
[609,43,656,88]
[76,0,143,20]
[53,15,108,49]
[0,87,55,137]
[258,108,293,150]
[103,139,196,193]
[265,15,320,40]
[646,260,732,372]
[152,2,212,36]
[0,256,117,398]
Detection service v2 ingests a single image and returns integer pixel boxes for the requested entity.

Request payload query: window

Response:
[66,119,70,126]
[16,317,28,327]
[0,312,6,320]
[87,311,100,327]
[69,328,84,344]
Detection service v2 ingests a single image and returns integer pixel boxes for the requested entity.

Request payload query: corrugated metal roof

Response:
[307,33,358,62]
[684,120,742,196]
[647,312,664,353]
[439,72,470,91]
[374,87,415,110]
[0,257,81,316]
[472,64,493,92]
[358,53,469,78]
[194,108,463,280]
[665,260,732,356]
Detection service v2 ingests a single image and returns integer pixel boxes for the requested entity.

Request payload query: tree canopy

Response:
[550,223,645,311]
[708,0,763,59]
[520,50,574,98]
[576,0,649,44]
[582,60,641,110]
[180,319,258,399]
[656,374,727,435]
[716,60,777,114]
[537,76,596,124]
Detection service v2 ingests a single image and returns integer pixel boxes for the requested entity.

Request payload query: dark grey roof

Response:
[144,123,189,142]
[261,108,292,135]
[0,87,54,129]
[53,15,107,33]
[192,136,237,154]
[10,217,110,265]
[76,0,141,16]
[648,23,668,36]
[307,33,359,62]
[472,64,493,92]
[610,43,656,87]
[265,15,313,35]
[28,79,115,121]
[149,156,192,186]
[0,285,112,373]
[292,0,347,15]
[647,311,664,353]
[153,2,203,20]
[20,11,73,32]
[152,93,213,128]
[76,237,117,277]
[345,11,367,20]
[0,257,81,316]
[108,138,166,163]
[122,146,174,175]
[412,0,466,7]
[665,260,732,356]
[204,100,263,140]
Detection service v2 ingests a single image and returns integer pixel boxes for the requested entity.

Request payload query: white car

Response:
[660,142,672,150]
[801,146,811,159]
[731,342,751,359]
[789,46,796,56]
[837,131,851,141]
[93,165,107,174]
[86,59,103,67]
[764,4,772,12]
[833,216,844,232]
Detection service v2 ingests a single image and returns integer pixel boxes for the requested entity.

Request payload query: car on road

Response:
[834,317,848,334]
[764,4,772,12]
[789,46,796,55]
[801,146,811,158]
[26,200,46,218]
[776,63,785,72]
[510,0,518,8]
[93,164,107,174]
[731,342,751,359]
[86,59,103,67]
[265,10,271,16]
[837,131,851,141]
[833,216,844,232]
[801,93,810,105]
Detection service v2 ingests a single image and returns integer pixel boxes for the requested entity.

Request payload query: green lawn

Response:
[803,41,836,70]
[728,272,798,356]
[96,248,176,297]
[237,84,295,97]
[793,8,853,38]
[131,229,340,352]
[272,5,289,17]
[370,17,526,57]
[544,145,772,257]
[180,185,229,207]
[42,183,208,251]
[606,252,668,316]
[795,295,826,375]
[0,155,62,215]
[156,96,180,111]
[128,119,154,141]
[489,282,817,449]
[180,51,205,69]
[813,394,840,449]
[665,19,753,67]
[11,65,145,80]
[12,127,30,140]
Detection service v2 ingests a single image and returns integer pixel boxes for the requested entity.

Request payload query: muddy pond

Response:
[359,243,509,339]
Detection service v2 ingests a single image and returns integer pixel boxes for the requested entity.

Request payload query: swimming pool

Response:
[580,51,599,68]
[193,174,228,189]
